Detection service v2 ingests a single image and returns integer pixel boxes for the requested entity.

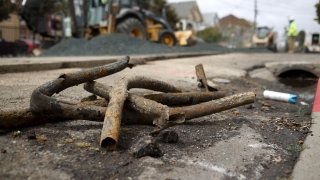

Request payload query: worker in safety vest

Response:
[287,16,298,53]
[101,0,109,3]
[101,0,111,21]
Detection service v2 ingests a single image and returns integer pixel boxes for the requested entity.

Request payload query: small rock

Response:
[27,132,48,142]
[81,95,97,102]
[75,142,91,148]
[27,132,37,140]
[272,156,282,163]
[298,140,304,145]
[36,135,48,142]
[230,126,238,131]
[36,146,44,151]
[261,106,270,112]
[1,149,7,154]
[262,102,271,107]
[212,78,230,84]
[159,131,179,143]
[141,156,164,165]
[261,162,269,169]
[246,104,255,109]
[130,136,163,158]
[12,130,21,138]
[90,147,100,152]
[232,110,240,116]
[64,138,74,144]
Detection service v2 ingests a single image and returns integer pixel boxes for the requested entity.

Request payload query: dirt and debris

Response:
[157,130,179,144]
[0,56,315,179]
[130,135,163,158]
[0,75,313,179]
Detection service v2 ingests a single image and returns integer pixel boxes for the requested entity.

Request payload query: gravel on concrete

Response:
[42,33,271,57]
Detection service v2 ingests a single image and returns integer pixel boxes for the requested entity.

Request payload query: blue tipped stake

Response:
[288,94,297,104]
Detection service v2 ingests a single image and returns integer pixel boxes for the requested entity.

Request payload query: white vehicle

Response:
[252,26,277,51]
[304,32,320,53]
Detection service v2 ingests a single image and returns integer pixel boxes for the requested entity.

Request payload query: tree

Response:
[197,27,223,43]
[316,1,320,24]
[165,5,179,28]
[20,0,67,33]
[141,0,179,29]
[0,0,16,22]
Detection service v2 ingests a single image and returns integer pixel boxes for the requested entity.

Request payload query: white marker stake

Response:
[263,90,297,104]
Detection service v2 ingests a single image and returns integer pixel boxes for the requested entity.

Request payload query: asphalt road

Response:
[0,53,318,179]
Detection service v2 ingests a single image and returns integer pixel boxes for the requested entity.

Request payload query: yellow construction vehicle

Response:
[21,0,192,47]
[252,26,277,51]
[174,19,196,46]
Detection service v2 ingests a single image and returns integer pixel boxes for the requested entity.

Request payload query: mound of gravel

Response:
[42,33,229,56]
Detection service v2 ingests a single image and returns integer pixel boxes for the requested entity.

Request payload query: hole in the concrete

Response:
[278,70,318,87]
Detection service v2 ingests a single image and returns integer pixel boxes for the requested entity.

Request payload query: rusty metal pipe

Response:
[0,105,106,130]
[98,76,181,149]
[195,64,209,91]
[143,92,226,106]
[30,57,130,117]
[170,92,256,120]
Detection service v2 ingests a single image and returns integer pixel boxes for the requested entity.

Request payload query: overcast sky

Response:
[168,0,320,33]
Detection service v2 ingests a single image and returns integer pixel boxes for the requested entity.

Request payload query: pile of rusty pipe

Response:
[84,82,225,107]
[0,92,254,130]
[97,76,182,149]
[84,81,226,125]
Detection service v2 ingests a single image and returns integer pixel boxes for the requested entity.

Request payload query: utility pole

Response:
[254,0,258,31]
[251,0,258,46]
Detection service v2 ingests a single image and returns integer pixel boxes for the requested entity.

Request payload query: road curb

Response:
[291,79,320,180]
[0,52,222,74]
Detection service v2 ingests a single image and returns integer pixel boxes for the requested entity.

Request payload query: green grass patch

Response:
[287,144,308,152]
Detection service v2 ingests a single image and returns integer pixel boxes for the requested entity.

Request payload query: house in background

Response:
[169,0,203,31]
[0,0,35,41]
[0,13,21,41]
[0,13,34,42]
[218,14,253,48]
[199,12,220,30]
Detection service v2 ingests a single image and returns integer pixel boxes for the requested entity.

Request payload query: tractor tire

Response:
[116,18,147,40]
[159,31,177,47]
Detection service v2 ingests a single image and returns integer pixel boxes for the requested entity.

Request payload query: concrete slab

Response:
[138,125,278,180]
[291,80,320,180]
[0,53,317,179]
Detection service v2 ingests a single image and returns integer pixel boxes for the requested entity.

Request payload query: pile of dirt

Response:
[42,33,229,56]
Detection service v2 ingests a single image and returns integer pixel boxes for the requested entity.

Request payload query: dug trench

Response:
[0,74,315,179]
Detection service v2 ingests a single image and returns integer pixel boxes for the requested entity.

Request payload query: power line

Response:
[216,0,309,15]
